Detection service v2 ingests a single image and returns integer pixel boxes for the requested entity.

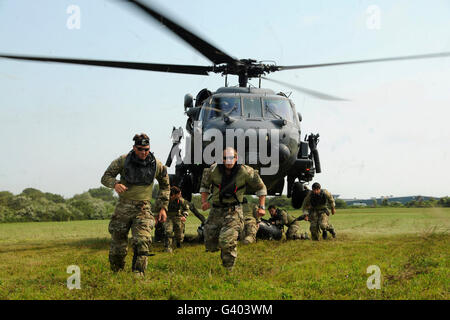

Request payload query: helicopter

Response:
[1,0,450,208]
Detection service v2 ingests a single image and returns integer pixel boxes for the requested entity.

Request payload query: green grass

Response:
[0,207,448,299]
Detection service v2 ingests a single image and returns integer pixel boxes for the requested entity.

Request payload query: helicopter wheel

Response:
[291,181,308,209]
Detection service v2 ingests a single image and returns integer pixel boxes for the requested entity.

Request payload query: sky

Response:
[0,0,449,199]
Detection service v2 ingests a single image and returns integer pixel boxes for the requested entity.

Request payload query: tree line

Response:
[334,197,450,208]
[1,186,448,223]
[0,187,117,223]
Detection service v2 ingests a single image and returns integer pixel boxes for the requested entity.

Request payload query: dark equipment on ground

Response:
[256,219,283,240]
[2,1,450,208]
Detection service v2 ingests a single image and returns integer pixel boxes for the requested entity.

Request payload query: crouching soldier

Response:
[200,147,267,271]
[301,182,336,240]
[268,205,309,240]
[101,133,170,276]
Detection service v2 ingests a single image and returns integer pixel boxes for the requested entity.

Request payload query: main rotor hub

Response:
[215,59,279,87]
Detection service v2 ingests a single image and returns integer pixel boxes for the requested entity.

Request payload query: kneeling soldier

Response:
[268,205,309,240]
[200,147,267,271]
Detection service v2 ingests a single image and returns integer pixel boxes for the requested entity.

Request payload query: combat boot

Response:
[322,230,328,240]
[133,271,145,278]
[131,247,138,272]
[329,229,336,238]
[109,254,125,272]
[303,232,310,240]
[176,240,181,248]
[164,247,173,253]
[224,265,234,273]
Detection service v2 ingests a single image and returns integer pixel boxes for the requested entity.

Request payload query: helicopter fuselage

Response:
[172,86,317,199]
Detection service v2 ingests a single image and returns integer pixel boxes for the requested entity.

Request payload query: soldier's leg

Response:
[163,217,174,251]
[219,207,244,270]
[174,218,184,248]
[287,224,302,240]
[309,211,320,241]
[108,202,132,271]
[319,213,336,238]
[242,217,258,244]
[204,208,222,252]
[131,202,155,274]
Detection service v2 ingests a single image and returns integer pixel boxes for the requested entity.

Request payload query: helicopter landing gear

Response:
[291,181,309,209]
[180,173,193,202]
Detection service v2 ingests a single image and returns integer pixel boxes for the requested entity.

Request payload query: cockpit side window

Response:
[207,97,241,120]
[263,98,295,122]
[243,97,262,118]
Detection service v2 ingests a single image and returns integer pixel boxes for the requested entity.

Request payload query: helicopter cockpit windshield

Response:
[201,97,241,121]
[243,97,263,118]
[263,98,295,122]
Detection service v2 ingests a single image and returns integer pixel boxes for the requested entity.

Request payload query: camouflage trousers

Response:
[308,210,335,240]
[241,216,259,244]
[204,205,244,269]
[108,200,155,273]
[286,222,309,240]
[163,215,185,249]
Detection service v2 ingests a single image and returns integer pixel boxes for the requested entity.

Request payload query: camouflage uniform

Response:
[241,200,260,245]
[200,164,267,270]
[163,197,190,251]
[101,153,170,273]
[301,189,336,240]
[269,209,309,240]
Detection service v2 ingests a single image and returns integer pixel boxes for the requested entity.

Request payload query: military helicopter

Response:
[1,0,449,208]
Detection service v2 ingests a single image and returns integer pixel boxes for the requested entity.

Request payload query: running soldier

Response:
[301,182,336,240]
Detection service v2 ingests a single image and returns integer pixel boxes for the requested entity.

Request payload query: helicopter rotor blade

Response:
[276,52,450,71]
[261,76,349,101]
[124,0,237,65]
[0,54,214,75]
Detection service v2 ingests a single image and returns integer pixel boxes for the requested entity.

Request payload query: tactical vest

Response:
[123,151,156,186]
[167,198,185,217]
[310,190,327,207]
[211,164,246,205]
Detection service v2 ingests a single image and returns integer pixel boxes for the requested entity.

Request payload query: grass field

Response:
[0,207,448,300]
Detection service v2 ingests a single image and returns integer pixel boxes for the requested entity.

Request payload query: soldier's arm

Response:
[301,192,312,213]
[325,190,336,214]
[180,199,190,217]
[199,167,213,210]
[245,167,267,197]
[199,167,212,195]
[154,160,170,212]
[281,210,290,226]
[100,156,124,188]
